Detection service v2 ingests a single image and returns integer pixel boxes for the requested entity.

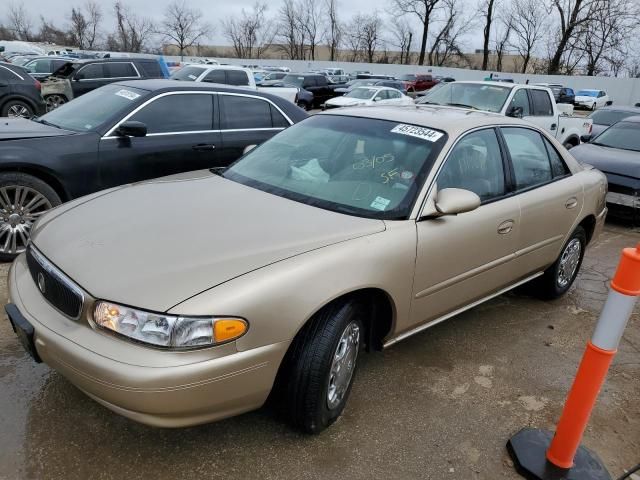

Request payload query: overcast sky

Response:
[20,0,484,50]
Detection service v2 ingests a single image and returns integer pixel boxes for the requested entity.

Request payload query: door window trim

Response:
[217,92,294,128]
[0,65,24,80]
[76,61,141,82]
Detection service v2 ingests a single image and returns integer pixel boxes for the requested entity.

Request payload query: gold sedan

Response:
[7,106,607,433]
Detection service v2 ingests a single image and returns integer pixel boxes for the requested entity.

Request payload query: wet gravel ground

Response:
[0,222,638,480]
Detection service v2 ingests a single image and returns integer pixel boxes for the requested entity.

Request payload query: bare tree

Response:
[222,2,276,59]
[69,7,89,48]
[393,0,443,65]
[37,16,70,45]
[84,1,102,49]
[360,12,383,63]
[493,12,513,71]
[479,0,496,70]
[547,0,605,74]
[160,0,211,60]
[389,17,413,64]
[429,0,472,66]
[302,0,321,60]
[112,1,155,53]
[509,0,546,73]
[344,16,365,62]
[323,0,342,61]
[8,2,33,41]
[276,0,308,59]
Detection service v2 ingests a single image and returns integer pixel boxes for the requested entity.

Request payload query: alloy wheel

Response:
[46,95,66,112]
[557,238,582,288]
[327,320,360,409]
[7,104,31,118]
[0,186,52,255]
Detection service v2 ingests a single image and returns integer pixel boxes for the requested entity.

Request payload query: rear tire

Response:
[591,103,596,111]
[1,100,33,118]
[297,100,310,111]
[0,173,62,261]
[278,300,364,434]
[530,226,586,300]
[45,94,67,112]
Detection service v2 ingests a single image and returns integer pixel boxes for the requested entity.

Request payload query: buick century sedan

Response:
[7,106,607,433]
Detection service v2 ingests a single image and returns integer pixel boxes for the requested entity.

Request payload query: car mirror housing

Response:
[506,106,523,118]
[243,144,257,155]
[580,134,592,143]
[434,188,481,216]
[116,121,147,138]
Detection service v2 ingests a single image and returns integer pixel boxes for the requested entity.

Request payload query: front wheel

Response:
[297,100,310,111]
[591,103,597,111]
[2,100,33,118]
[0,173,62,261]
[281,300,363,433]
[531,226,586,300]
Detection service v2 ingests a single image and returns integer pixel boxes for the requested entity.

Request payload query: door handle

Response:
[565,197,578,209]
[550,123,557,131]
[497,220,514,234]
[192,144,216,151]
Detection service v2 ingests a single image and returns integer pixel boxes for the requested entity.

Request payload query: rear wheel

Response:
[2,100,33,118]
[279,299,363,433]
[0,173,61,261]
[591,102,597,111]
[297,100,310,111]
[531,226,586,300]
[45,94,67,112]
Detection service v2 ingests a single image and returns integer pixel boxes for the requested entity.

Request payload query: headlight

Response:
[93,301,248,348]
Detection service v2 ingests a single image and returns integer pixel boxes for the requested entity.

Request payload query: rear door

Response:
[218,93,291,165]
[499,127,583,276]
[98,92,221,187]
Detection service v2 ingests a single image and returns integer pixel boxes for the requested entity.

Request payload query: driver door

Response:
[410,128,521,328]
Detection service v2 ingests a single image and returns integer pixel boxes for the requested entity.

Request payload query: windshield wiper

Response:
[445,102,478,110]
[417,101,441,106]
[33,118,62,129]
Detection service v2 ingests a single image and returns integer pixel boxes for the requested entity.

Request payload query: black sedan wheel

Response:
[2,100,33,118]
[0,173,61,261]
[45,95,67,112]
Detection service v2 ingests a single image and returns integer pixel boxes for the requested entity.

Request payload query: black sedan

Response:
[570,116,640,223]
[587,105,640,137]
[0,80,306,259]
[0,62,46,118]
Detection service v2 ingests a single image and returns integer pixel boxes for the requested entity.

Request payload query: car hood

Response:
[570,143,640,178]
[326,96,368,107]
[31,171,385,312]
[0,118,74,140]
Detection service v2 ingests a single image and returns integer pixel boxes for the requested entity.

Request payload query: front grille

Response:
[26,246,84,319]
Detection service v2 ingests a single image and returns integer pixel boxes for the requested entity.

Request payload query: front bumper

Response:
[8,253,288,427]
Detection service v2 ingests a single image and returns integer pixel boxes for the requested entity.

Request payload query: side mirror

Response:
[605,100,613,106]
[116,121,147,137]
[0,46,4,53]
[435,188,481,216]
[580,134,591,143]
[243,144,257,155]
[506,105,523,118]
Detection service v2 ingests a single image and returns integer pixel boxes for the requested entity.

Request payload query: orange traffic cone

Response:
[507,244,640,480]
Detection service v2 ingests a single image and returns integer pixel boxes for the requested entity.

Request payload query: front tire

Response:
[281,300,363,433]
[532,226,586,300]
[591,102,597,111]
[297,100,310,111]
[0,173,62,261]
[1,100,33,118]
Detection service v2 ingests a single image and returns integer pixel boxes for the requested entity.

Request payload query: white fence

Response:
[167,56,640,106]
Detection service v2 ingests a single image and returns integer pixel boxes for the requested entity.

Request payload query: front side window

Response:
[75,63,104,80]
[25,59,51,74]
[227,70,250,86]
[221,95,272,129]
[129,94,213,134]
[225,115,446,219]
[502,127,553,190]
[374,90,389,101]
[437,129,505,202]
[509,89,530,116]
[530,90,553,116]
[202,69,225,84]
[170,66,205,81]
[388,90,402,99]
[104,62,137,78]
[592,121,640,152]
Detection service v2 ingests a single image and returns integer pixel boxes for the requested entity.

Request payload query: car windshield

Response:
[170,66,204,81]
[224,115,446,219]
[37,84,148,132]
[589,110,636,126]
[282,75,305,87]
[577,90,598,97]
[592,122,640,151]
[421,82,512,112]
[399,74,417,81]
[346,87,377,99]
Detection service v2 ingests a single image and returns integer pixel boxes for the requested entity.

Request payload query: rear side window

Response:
[75,63,104,80]
[502,127,553,190]
[26,59,52,73]
[227,70,250,86]
[203,70,225,84]
[136,61,163,78]
[530,90,553,116]
[129,94,213,134]
[270,106,289,128]
[509,89,531,116]
[104,62,138,78]
[543,138,570,177]
[221,95,272,129]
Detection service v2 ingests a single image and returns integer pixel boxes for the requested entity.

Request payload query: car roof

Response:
[577,89,600,92]
[618,115,640,123]
[182,64,248,71]
[114,79,285,98]
[72,57,157,64]
[596,105,640,113]
[318,105,531,135]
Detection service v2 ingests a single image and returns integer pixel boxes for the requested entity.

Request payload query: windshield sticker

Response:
[115,89,140,101]
[401,170,414,180]
[391,124,443,142]
[370,196,391,210]
[188,74,197,80]
[381,168,399,184]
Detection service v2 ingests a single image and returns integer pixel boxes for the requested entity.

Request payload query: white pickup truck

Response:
[170,64,299,104]
[418,81,592,149]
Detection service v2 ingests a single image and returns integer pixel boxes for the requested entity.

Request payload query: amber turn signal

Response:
[214,318,248,343]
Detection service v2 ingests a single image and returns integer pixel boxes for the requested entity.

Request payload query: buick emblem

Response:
[37,273,46,294]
